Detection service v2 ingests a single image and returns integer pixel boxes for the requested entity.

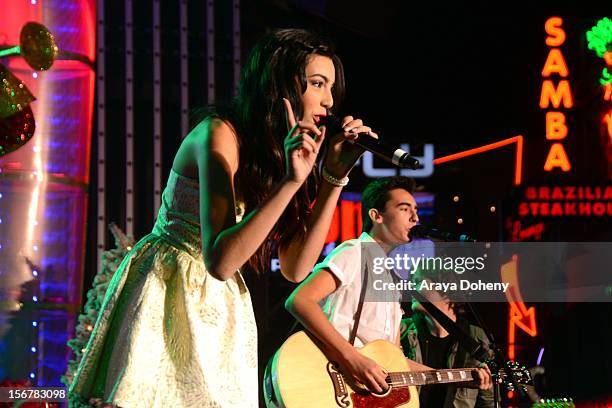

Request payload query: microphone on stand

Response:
[410,225,476,242]
[321,115,423,169]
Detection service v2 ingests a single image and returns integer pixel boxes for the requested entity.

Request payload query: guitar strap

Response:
[348,261,369,346]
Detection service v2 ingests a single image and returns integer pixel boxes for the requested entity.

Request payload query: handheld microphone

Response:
[321,116,423,169]
[410,225,476,242]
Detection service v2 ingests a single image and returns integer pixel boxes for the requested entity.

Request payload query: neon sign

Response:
[518,185,612,217]
[586,18,612,176]
[586,17,612,85]
[541,17,573,172]
[433,136,523,186]
[502,256,538,362]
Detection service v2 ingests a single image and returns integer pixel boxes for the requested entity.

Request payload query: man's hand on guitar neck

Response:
[405,360,493,390]
[468,363,493,390]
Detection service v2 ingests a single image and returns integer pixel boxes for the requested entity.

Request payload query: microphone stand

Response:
[464,301,527,408]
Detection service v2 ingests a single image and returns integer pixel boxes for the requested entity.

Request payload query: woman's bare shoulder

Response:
[173,117,240,177]
[191,117,238,147]
[190,117,240,169]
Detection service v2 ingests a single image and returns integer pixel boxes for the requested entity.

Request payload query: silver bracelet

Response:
[322,167,349,187]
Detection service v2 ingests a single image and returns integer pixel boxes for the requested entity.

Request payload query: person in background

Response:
[401,266,495,408]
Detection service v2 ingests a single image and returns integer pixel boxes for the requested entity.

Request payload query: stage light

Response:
[537,347,545,366]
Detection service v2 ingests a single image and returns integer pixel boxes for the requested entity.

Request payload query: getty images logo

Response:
[361,144,434,178]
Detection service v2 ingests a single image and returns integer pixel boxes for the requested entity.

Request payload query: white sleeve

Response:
[312,241,361,289]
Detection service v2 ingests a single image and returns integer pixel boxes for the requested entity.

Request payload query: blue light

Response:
[31,347,37,353]
[0,192,3,199]
[32,321,38,327]
[537,347,545,366]
[33,270,38,277]
[53,27,79,34]
[32,296,38,302]
[29,372,35,379]
[0,218,3,224]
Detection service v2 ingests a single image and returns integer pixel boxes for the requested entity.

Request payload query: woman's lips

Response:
[313,114,326,125]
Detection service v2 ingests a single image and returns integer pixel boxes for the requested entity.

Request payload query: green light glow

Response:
[600,68,612,85]
[586,17,612,58]
[0,45,21,58]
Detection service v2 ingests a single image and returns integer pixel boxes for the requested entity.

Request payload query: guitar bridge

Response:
[327,361,350,407]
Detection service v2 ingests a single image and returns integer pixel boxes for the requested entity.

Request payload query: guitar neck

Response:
[389,368,476,387]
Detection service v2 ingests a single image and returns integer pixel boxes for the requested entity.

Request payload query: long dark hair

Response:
[227,29,345,273]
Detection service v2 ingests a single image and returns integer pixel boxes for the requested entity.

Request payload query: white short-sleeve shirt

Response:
[315,232,403,347]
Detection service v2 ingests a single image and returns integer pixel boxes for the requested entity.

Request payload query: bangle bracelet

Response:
[322,167,349,187]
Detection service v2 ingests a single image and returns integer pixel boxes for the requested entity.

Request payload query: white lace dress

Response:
[69,169,258,407]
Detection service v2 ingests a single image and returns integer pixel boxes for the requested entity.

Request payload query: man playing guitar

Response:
[283,176,492,399]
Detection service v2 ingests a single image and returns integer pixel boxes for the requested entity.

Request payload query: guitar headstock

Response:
[486,360,574,406]
[486,360,533,391]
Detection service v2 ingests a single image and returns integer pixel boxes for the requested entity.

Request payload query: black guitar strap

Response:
[348,262,369,346]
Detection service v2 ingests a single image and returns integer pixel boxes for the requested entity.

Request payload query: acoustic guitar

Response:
[264,330,533,408]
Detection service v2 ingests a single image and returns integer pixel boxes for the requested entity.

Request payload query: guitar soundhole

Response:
[370,386,391,398]
[350,387,411,408]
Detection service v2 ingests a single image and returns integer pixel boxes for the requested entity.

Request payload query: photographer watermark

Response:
[372,253,486,275]
[360,241,612,303]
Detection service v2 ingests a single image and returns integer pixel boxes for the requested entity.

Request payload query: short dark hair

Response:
[361,176,416,233]
[410,268,466,315]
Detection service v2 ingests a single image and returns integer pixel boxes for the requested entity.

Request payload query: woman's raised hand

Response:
[283,98,326,184]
